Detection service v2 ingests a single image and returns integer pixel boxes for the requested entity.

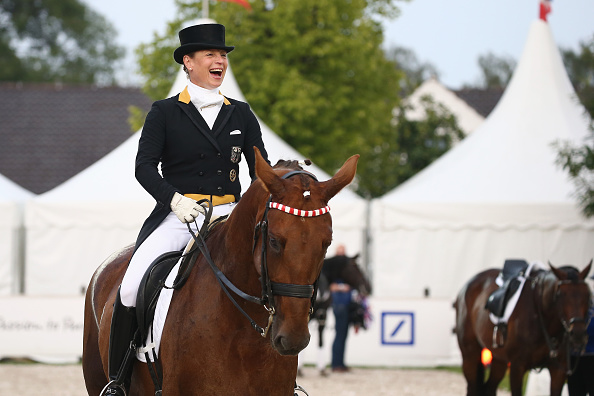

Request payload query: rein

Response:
[187,169,328,337]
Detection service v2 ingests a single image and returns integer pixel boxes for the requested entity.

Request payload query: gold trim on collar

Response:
[219,91,231,105]
[178,86,230,105]
[179,86,191,104]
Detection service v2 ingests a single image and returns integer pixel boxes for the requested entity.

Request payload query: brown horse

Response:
[82,148,359,395]
[454,260,592,396]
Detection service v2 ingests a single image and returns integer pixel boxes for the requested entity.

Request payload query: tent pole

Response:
[203,0,209,19]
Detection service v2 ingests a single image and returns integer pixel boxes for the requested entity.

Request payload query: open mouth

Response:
[210,68,223,77]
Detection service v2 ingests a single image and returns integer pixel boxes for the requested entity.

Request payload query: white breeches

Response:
[120,203,236,307]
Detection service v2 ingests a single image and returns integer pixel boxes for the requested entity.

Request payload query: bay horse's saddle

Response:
[485,259,529,318]
[135,215,228,353]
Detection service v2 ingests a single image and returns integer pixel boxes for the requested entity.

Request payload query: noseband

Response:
[187,169,330,338]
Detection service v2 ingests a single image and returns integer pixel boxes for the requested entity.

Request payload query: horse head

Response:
[251,147,359,356]
[341,254,372,296]
[546,260,593,348]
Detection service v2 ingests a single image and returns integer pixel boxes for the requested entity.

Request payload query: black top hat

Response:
[174,24,235,64]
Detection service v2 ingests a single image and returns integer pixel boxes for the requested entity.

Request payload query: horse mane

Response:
[557,266,580,281]
[272,158,311,170]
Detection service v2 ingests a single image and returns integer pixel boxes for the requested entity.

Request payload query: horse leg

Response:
[317,322,327,375]
[82,285,108,396]
[460,345,485,396]
[548,367,567,396]
[508,363,527,396]
[484,359,507,396]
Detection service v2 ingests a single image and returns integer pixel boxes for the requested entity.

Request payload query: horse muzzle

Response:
[269,304,312,355]
[565,317,589,348]
[272,331,311,356]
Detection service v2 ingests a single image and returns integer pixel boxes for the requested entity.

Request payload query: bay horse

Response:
[454,260,592,396]
[82,148,359,395]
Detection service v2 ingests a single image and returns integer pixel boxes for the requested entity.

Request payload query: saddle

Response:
[485,259,529,347]
[135,215,228,357]
[485,259,529,318]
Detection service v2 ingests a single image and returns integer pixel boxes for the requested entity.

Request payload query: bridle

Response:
[187,169,330,338]
[532,272,591,374]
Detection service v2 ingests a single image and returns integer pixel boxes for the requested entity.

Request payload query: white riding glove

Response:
[170,192,206,223]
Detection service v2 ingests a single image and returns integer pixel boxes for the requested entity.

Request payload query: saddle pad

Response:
[489,261,542,325]
[136,261,179,363]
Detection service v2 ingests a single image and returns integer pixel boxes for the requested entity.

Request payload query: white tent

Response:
[0,173,34,294]
[370,20,594,300]
[24,20,366,295]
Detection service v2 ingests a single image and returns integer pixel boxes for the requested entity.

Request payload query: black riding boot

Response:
[101,288,138,396]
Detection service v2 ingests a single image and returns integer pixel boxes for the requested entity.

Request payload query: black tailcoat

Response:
[133,87,269,249]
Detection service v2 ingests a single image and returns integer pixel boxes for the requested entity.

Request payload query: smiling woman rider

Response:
[100,23,269,396]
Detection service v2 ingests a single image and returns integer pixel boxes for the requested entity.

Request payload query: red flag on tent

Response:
[539,0,552,22]
[217,0,252,11]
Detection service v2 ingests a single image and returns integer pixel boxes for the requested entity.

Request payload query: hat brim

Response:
[174,43,235,64]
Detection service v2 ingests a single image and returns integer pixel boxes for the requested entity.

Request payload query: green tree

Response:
[385,45,440,97]
[555,138,594,218]
[466,52,516,89]
[363,97,465,197]
[0,0,124,84]
[562,35,594,118]
[556,35,594,218]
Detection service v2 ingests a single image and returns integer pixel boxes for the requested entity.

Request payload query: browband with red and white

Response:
[269,202,330,217]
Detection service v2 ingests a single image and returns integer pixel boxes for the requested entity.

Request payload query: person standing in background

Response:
[329,244,352,372]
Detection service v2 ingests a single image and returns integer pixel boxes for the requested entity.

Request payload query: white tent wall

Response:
[24,18,365,296]
[24,133,155,295]
[0,174,34,295]
[0,201,19,294]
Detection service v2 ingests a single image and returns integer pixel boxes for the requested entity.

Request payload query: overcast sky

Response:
[81,0,594,88]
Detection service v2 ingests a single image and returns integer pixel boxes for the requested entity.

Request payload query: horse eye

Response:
[269,236,282,252]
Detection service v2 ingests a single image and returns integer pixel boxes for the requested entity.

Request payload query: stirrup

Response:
[100,380,127,396]
[294,383,310,396]
[492,323,507,348]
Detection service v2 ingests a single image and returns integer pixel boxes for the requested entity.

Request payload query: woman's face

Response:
[184,49,228,90]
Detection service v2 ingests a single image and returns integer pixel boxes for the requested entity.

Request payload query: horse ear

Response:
[579,259,593,281]
[352,253,360,260]
[548,261,566,280]
[318,154,359,202]
[254,147,283,196]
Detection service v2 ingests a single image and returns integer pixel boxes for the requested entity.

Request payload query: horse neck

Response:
[215,189,264,284]
[533,272,563,334]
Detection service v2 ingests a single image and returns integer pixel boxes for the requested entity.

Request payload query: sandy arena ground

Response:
[0,363,512,395]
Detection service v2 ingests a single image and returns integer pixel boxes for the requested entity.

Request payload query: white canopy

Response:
[24,22,365,295]
[0,173,34,294]
[370,20,594,299]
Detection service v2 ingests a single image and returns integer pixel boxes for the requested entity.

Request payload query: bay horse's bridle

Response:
[532,271,592,374]
[187,169,329,338]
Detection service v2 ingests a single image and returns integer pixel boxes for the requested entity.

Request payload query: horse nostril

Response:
[273,333,310,356]
[274,335,287,349]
